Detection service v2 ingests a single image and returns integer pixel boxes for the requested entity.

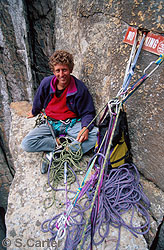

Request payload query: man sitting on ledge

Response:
[21,50,98,173]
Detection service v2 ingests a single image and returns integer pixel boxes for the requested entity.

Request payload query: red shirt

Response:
[45,82,77,120]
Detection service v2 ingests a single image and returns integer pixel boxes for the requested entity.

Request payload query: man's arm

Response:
[31,76,53,116]
[69,78,95,132]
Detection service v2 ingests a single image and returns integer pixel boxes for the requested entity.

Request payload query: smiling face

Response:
[53,64,72,90]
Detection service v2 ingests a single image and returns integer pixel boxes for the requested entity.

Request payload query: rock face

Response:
[0,0,56,237]
[5,101,164,249]
[0,0,164,248]
[53,0,164,190]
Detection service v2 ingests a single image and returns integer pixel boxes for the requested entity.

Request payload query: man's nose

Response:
[59,70,64,77]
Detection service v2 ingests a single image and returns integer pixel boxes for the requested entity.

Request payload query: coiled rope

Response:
[49,137,83,186]
[41,162,150,250]
[43,137,84,209]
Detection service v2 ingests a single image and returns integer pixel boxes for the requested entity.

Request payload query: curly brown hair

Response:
[49,50,74,72]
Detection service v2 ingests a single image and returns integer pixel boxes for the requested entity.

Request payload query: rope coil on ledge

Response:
[41,162,150,250]
[43,136,85,209]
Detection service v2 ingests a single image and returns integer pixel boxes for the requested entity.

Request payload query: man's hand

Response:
[76,127,89,143]
[27,111,34,119]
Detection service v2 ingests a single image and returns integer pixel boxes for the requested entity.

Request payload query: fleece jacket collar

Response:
[50,75,77,97]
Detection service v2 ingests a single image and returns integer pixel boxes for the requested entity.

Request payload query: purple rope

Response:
[41,161,150,250]
[63,163,150,250]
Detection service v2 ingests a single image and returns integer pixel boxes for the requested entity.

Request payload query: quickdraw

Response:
[122,30,147,92]
[144,53,164,77]
[122,53,164,103]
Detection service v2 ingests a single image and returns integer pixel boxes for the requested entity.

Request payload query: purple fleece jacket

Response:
[32,75,96,131]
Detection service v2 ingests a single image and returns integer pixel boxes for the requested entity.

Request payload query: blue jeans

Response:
[21,121,98,154]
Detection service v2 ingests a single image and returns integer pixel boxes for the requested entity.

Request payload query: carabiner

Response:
[144,54,164,77]
[144,61,156,77]
[57,227,66,240]
[108,98,120,115]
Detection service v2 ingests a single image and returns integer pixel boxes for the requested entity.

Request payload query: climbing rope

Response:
[65,163,150,250]
[78,100,123,249]
[48,137,83,186]
[41,101,122,244]
[41,162,151,250]
[43,136,84,209]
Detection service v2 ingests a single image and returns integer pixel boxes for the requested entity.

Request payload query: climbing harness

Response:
[38,112,81,137]
[40,28,164,249]
[34,113,46,127]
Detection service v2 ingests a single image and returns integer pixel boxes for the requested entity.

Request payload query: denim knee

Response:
[21,137,33,152]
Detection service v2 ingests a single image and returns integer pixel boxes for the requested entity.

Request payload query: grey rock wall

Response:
[0,0,33,212]
[0,0,56,216]
[53,0,164,190]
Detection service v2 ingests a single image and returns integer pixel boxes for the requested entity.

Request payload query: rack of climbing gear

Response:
[41,27,164,250]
